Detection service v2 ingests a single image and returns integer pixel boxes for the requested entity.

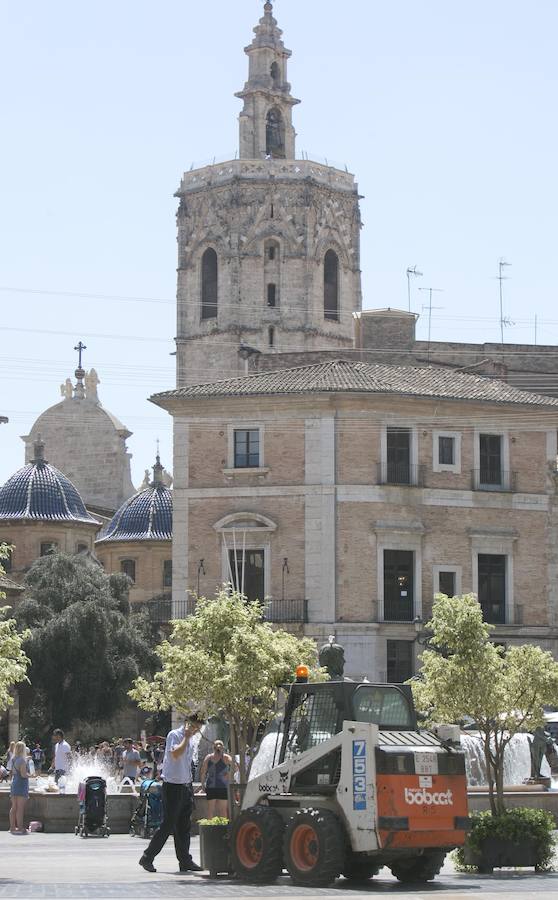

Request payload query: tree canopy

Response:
[0,543,29,713]
[411,593,558,814]
[16,552,157,734]
[130,589,326,781]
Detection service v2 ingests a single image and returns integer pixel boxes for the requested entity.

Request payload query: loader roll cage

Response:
[279,681,417,765]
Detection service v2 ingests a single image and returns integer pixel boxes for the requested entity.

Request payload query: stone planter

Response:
[199,823,231,878]
[464,837,538,873]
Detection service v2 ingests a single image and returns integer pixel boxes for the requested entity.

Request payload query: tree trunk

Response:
[495,758,506,815]
[483,734,497,816]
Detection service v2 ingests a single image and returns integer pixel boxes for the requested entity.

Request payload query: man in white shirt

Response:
[139,713,203,874]
[51,729,72,784]
[121,739,141,781]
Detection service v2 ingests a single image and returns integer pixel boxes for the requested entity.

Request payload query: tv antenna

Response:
[406,265,423,311]
[419,287,443,361]
[497,258,512,346]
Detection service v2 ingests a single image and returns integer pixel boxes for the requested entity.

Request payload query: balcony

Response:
[147,597,196,625]
[472,469,516,492]
[146,596,308,625]
[377,462,424,487]
[262,599,308,624]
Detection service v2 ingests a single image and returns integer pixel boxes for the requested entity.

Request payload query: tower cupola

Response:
[236,2,300,159]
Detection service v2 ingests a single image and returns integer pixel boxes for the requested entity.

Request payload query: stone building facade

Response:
[23,362,135,516]
[175,2,362,388]
[153,359,558,680]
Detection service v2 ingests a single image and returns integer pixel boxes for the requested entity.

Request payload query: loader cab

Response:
[279,681,416,771]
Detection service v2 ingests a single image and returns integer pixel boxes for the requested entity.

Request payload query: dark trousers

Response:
[144,782,194,867]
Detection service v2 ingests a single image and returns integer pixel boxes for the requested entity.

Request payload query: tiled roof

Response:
[0,461,99,525]
[152,359,558,407]
[96,483,172,544]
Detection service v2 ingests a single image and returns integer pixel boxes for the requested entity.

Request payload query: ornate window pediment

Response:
[213,512,277,533]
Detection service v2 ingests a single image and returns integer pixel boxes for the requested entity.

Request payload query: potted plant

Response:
[198,816,231,877]
[459,808,554,873]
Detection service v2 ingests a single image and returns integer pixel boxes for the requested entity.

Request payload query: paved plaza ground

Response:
[2,833,558,899]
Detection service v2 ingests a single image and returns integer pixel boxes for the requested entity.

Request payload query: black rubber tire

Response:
[342,854,381,882]
[390,851,446,883]
[231,806,284,884]
[283,808,345,887]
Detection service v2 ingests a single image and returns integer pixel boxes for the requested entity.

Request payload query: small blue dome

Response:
[96,457,172,543]
[0,440,98,525]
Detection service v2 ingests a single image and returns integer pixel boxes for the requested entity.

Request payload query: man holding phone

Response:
[139,713,204,874]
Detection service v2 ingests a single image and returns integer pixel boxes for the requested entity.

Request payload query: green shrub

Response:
[455,808,555,872]
[198,817,229,826]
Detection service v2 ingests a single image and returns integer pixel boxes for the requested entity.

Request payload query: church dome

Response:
[22,356,136,515]
[95,456,172,543]
[0,438,98,525]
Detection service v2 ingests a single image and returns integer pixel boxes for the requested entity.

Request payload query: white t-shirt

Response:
[54,740,71,771]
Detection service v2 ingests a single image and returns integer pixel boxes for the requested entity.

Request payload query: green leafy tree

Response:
[16,552,158,734]
[411,593,558,815]
[130,589,326,782]
[0,543,29,712]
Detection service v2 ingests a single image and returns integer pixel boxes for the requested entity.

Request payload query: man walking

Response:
[139,713,203,874]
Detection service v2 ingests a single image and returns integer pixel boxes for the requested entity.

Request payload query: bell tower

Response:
[236,2,299,160]
[174,2,362,387]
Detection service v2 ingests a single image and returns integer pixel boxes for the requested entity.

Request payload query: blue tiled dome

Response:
[96,458,172,543]
[0,440,98,524]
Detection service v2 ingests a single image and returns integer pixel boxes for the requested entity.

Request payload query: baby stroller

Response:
[76,776,110,838]
[129,778,162,838]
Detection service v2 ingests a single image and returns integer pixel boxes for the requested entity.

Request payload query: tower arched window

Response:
[201,248,218,320]
[266,107,285,159]
[324,250,340,321]
[264,239,281,308]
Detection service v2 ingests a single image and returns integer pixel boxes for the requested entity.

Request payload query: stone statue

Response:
[60,378,73,400]
[266,108,284,157]
[529,726,552,779]
[162,468,173,488]
[319,634,345,680]
[84,368,100,402]
[140,469,151,490]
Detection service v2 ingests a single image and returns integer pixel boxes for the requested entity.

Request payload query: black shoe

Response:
[139,855,156,873]
[180,861,202,872]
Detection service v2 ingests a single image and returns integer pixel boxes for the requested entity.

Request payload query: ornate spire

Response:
[236,2,299,160]
[151,453,164,487]
[73,341,87,399]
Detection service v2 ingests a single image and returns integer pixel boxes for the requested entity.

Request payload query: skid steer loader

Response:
[231,670,470,886]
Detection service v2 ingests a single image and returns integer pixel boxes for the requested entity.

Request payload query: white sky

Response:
[1,0,557,487]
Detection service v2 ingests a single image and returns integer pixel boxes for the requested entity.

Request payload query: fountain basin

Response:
[468,790,558,825]
[0,789,211,833]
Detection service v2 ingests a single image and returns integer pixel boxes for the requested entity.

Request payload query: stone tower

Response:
[175,2,362,387]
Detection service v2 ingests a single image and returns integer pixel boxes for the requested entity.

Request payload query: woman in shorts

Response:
[198,740,235,817]
[10,741,30,834]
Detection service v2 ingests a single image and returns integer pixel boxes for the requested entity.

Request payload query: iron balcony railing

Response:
[146,596,308,625]
[383,598,415,622]
[377,462,424,487]
[472,469,516,491]
[147,597,196,624]
[262,599,308,624]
